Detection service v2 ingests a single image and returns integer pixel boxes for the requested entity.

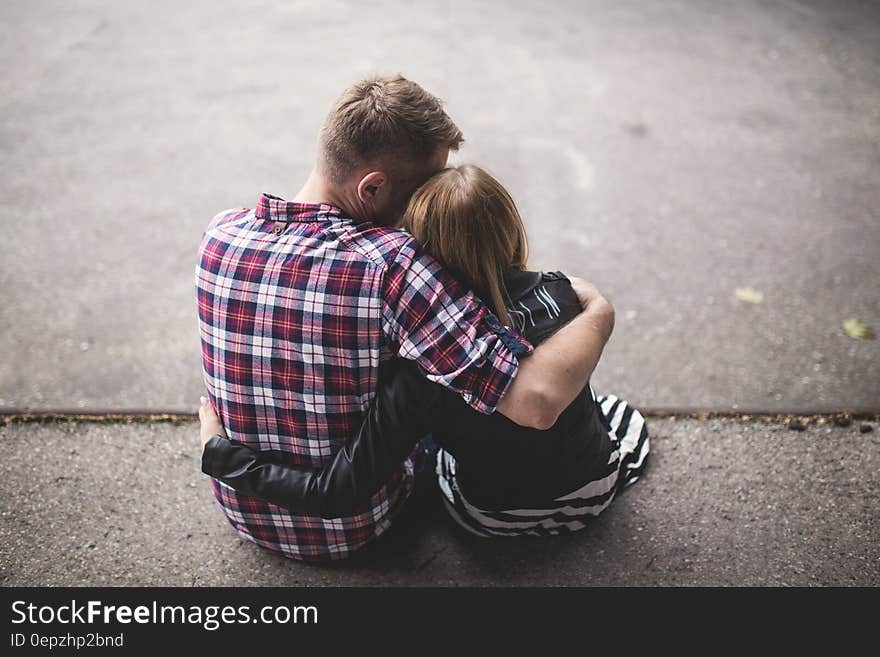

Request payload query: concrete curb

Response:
[2,407,879,423]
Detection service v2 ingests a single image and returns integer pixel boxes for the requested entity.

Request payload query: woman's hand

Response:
[199,395,227,450]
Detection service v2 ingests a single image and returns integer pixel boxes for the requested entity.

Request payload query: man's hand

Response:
[568,276,604,310]
[199,396,227,450]
[495,277,615,430]
[569,276,615,337]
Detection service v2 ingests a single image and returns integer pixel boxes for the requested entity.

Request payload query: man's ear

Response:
[356,171,388,205]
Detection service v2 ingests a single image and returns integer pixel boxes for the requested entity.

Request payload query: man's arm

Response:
[496,278,614,430]
[380,240,534,417]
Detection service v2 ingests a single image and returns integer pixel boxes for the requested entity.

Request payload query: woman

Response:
[199,165,650,537]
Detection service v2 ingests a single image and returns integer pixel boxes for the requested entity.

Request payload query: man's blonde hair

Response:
[319,75,464,183]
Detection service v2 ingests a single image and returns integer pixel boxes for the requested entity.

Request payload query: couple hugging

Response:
[195,74,650,562]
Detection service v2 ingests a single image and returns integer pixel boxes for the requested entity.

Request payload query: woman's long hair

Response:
[403,165,529,326]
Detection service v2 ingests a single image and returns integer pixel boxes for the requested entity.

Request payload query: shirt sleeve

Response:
[380,238,534,415]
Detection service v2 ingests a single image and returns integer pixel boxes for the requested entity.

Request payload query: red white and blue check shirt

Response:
[196,194,532,561]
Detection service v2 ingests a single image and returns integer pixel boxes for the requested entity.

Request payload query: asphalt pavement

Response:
[1,417,876,586]
[1,0,878,412]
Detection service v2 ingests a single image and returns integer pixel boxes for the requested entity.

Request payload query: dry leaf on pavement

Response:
[842,318,874,340]
[735,286,764,304]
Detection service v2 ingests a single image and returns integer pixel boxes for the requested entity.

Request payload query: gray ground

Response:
[1,0,878,411]
[0,1,878,587]
[1,417,877,586]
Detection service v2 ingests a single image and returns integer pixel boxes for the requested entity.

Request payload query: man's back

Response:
[196,193,529,561]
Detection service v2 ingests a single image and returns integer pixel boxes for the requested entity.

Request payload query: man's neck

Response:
[293,168,368,222]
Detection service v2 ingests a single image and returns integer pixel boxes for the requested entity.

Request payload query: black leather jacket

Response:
[202,270,616,517]
[202,359,444,518]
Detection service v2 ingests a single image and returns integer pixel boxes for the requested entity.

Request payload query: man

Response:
[196,75,615,562]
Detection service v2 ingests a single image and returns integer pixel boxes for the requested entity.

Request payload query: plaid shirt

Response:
[196,194,532,562]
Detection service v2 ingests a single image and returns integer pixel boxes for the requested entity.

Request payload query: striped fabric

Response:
[436,386,650,537]
[196,194,532,561]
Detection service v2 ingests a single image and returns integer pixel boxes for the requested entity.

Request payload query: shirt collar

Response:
[255,193,345,223]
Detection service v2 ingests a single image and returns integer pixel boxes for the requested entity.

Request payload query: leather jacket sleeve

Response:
[201,359,445,518]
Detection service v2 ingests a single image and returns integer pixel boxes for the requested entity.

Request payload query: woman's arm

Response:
[199,359,445,518]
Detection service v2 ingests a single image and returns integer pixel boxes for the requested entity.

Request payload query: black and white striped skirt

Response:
[435,388,650,537]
